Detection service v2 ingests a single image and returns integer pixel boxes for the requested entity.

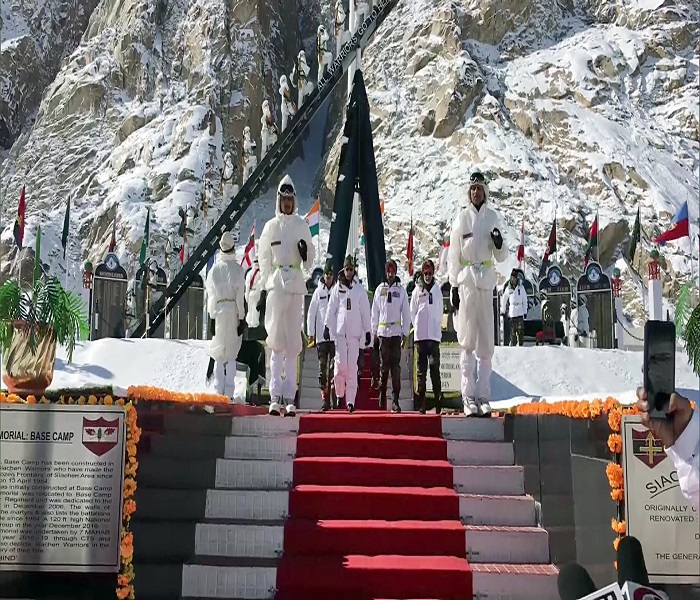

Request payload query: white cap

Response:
[220,231,235,253]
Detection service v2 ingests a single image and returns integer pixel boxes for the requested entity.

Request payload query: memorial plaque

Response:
[0,404,125,572]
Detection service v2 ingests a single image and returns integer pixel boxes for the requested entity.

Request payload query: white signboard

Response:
[422,344,461,394]
[621,415,700,584]
[0,404,125,572]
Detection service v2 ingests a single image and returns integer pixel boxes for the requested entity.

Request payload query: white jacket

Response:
[205,252,245,320]
[325,277,371,341]
[410,281,444,342]
[666,408,699,510]
[307,280,333,339]
[502,283,528,319]
[448,202,508,291]
[258,196,315,295]
[372,280,410,338]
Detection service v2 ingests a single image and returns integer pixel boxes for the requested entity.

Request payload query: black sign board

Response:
[538,266,573,341]
[134,265,167,338]
[91,253,129,340]
[171,274,204,340]
[576,262,614,349]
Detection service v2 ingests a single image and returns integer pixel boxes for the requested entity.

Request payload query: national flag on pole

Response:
[517,221,525,265]
[61,198,70,259]
[108,218,116,253]
[539,219,557,278]
[241,222,256,268]
[629,205,641,263]
[407,215,414,276]
[437,226,450,274]
[583,212,599,268]
[13,186,26,250]
[305,198,320,237]
[139,208,150,267]
[654,201,689,245]
[206,251,217,275]
[33,225,42,285]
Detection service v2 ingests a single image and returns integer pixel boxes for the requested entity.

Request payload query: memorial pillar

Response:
[647,250,663,321]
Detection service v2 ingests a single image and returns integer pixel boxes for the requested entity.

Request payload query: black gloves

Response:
[491,228,503,250]
[256,290,267,312]
[237,319,245,336]
[451,287,460,311]
[298,239,308,262]
[365,332,371,347]
[323,325,330,341]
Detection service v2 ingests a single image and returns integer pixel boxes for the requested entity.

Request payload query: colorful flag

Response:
[584,212,599,268]
[654,201,689,245]
[108,218,116,253]
[139,208,150,267]
[13,186,26,250]
[407,215,414,276]
[539,219,557,278]
[241,222,256,268]
[33,225,42,285]
[437,226,450,274]
[206,251,217,275]
[305,197,320,237]
[61,198,70,259]
[517,221,525,265]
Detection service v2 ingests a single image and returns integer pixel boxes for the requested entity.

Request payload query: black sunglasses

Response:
[469,172,485,184]
[279,184,295,195]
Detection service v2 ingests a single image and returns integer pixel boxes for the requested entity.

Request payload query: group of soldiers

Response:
[205,168,510,418]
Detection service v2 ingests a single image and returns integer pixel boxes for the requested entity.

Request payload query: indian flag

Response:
[305,197,320,237]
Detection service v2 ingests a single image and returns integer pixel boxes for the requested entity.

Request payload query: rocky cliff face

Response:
[0,0,304,277]
[320,0,698,319]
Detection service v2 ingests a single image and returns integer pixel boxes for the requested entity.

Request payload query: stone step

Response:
[140,432,226,459]
[192,522,550,564]
[453,466,525,495]
[224,436,296,460]
[214,459,293,490]
[459,493,536,527]
[206,489,290,521]
[227,415,504,442]
[132,521,196,561]
[139,456,217,489]
[181,562,558,599]
[448,440,514,466]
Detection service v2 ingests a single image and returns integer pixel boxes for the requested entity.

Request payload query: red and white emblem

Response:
[82,417,120,457]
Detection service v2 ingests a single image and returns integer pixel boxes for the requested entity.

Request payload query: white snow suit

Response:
[307,280,333,340]
[258,179,315,402]
[221,153,238,202]
[260,102,278,159]
[293,51,314,110]
[334,0,347,55]
[245,264,263,328]
[325,275,371,408]
[448,201,508,401]
[411,281,444,343]
[502,283,528,319]
[354,0,369,30]
[205,251,246,397]
[317,26,333,85]
[279,76,296,132]
[242,129,257,182]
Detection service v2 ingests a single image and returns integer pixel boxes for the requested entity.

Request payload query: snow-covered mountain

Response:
[1,0,698,322]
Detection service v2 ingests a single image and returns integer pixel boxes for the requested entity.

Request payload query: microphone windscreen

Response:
[558,562,597,600]
[617,535,650,587]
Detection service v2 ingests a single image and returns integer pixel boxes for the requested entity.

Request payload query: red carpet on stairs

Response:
[276,413,473,600]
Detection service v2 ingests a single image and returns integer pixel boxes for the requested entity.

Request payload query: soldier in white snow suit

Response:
[220,151,238,204]
[371,259,411,412]
[258,175,315,416]
[242,126,257,183]
[501,269,528,346]
[324,255,371,413]
[307,259,336,410]
[317,25,333,85]
[205,231,246,397]
[354,0,369,30]
[245,256,263,328]
[279,75,296,132]
[334,0,347,55]
[411,259,444,415]
[291,50,314,110]
[260,100,278,159]
[448,171,508,417]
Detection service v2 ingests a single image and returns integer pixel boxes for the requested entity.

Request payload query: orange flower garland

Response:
[0,393,140,599]
[126,385,229,405]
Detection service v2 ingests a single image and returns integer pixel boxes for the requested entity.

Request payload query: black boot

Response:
[392,393,401,413]
[434,391,442,415]
[379,380,388,410]
[419,394,426,415]
[321,389,330,412]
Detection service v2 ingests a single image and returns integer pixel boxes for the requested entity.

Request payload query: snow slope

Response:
[22,338,699,408]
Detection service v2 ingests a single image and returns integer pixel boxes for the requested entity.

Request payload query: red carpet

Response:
[275,413,473,599]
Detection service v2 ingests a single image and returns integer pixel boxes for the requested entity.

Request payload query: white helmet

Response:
[318,24,325,34]
[277,174,296,197]
[262,99,269,109]
[219,231,236,253]
[224,151,232,162]
[298,49,306,59]
[243,126,250,136]
[280,74,287,86]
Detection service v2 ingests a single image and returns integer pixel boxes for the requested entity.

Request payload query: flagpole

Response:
[596,209,600,265]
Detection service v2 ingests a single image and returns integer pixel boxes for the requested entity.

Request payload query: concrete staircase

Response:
[177,415,558,599]
[298,347,414,412]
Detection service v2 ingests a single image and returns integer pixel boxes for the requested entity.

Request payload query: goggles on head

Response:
[469,172,485,184]
[279,184,295,196]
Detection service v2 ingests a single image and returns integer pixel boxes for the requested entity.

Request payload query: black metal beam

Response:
[130,0,399,338]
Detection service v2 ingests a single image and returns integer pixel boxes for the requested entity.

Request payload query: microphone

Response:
[617,536,669,600]
[558,562,597,599]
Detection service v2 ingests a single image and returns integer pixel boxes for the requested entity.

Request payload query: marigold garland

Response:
[126,385,229,405]
[0,393,140,599]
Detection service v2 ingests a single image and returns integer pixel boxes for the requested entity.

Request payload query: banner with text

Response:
[413,343,461,394]
[0,404,125,572]
[622,415,700,584]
